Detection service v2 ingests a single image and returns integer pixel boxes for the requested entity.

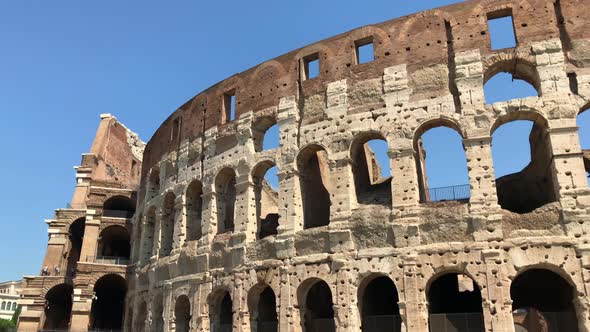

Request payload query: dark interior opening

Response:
[351,137,391,206]
[175,295,191,332]
[299,148,331,229]
[66,218,85,275]
[361,276,401,332]
[304,281,335,332]
[257,287,278,332]
[216,169,237,234]
[103,195,136,218]
[43,283,73,329]
[220,292,233,330]
[160,193,175,256]
[98,226,130,259]
[186,180,203,241]
[90,274,127,330]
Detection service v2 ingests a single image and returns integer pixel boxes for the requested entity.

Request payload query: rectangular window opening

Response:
[171,117,180,141]
[568,72,579,95]
[223,91,236,123]
[355,38,374,64]
[302,53,320,80]
[487,12,517,50]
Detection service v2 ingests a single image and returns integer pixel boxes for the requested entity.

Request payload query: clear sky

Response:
[0,1,588,282]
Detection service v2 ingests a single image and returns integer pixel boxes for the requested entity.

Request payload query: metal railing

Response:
[102,210,134,218]
[424,184,470,203]
[429,312,484,332]
[86,256,130,265]
[362,315,403,332]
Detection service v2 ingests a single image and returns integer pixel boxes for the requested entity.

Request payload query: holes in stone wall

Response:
[141,207,156,264]
[351,134,391,205]
[355,37,374,64]
[302,53,320,80]
[298,146,331,229]
[216,168,237,234]
[159,192,176,256]
[223,90,236,123]
[492,119,556,213]
[253,161,279,239]
[186,180,203,241]
[487,11,517,50]
[511,269,579,331]
[148,168,160,200]
[427,273,484,330]
[415,126,469,203]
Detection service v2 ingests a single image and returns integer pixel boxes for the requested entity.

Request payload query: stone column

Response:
[275,96,301,259]
[79,210,100,263]
[333,261,359,332]
[482,249,515,332]
[172,195,186,254]
[234,178,257,243]
[574,245,590,332]
[194,282,212,332]
[163,283,173,332]
[70,288,91,332]
[402,255,428,332]
[463,136,503,241]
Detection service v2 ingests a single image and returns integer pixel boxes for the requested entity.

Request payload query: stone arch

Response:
[185,179,203,241]
[297,144,331,229]
[43,283,73,330]
[174,294,191,332]
[248,60,288,86]
[412,117,469,203]
[483,54,541,94]
[349,131,392,205]
[159,191,176,256]
[357,273,402,332]
[148,166,161,200]
[90,273,127,330]
[251,160,279,239]
[209,287,233,332]
[66,217,85,276]
[426,271,485,331]
[97,225,130,260]
[490,110,556,213]
[397,9,458,42]
[215,167,237,234]
[248,283,278,332]
[510,266,580,331]
[252,115,279,152]
[297,278,336,332]
[102,194,136,218]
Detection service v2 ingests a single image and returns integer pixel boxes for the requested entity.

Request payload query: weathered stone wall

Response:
[129,0,590,331]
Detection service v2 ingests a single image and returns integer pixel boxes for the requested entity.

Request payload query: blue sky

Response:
[0,1,587,282]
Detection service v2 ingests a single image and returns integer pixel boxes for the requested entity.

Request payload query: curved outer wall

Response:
[128,0,590,331]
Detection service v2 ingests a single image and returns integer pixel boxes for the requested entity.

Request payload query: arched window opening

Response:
[1,302,5,310]
[211,291,233,332]
[160,192,176,256]
[216,168,237,234]
[511,269,578,332]
[11,302,16,311]
[90,274,127,330]
[577,108,590,186]
[43,283,73,329]
[253,162,280,239]
[186,180,203,241]
[253,116,280,152]
[140,207,156,264]
[175,295,191,332]
[148,168,160,200]
[97,226,130,263]
[103,195,136,218]
[359,276,401,332]
[249,286,278,332]
[66,218,85,276]
[298,146,331,229]
[415,126,469,203]
[484,73,539,104]
[492,119,556,213]
[427,273,484,331]
[135,301,147,332]
[351,135,391,205]
[153,295,164,332]
[301,280,335,332]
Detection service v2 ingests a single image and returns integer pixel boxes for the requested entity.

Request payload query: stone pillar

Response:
[163,283,173,332]
[234,273,249,332]
[70,288,91,332]
[172,196,186,253]
[194,282,212,332]
[574,245,590,332]
[235,178,257,243]
[533,39,571,96]
[275,96,301,259]
[383,65,411,108]
[327,158,356,253]
[278,266,301,332]
[79,210,100,263]
[454,50,484,112]
[333,261,359,332]
[402,255,428,332]
[42,225,68,273]
[482,250,515,332]
[463,136,503,241]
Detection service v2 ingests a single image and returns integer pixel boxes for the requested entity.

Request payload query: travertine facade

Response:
[17,114,145,331]
[127,0,590,331]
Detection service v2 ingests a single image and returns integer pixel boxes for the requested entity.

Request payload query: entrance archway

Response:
[210,290,233,332]
[66,218,85,275]
[43,283,73,329]
[90,274,127,329]
[299,279,335,332]
[511,268,579,331]
[175,295,191,332]
[359,275,401,332]
[97,225,130,261]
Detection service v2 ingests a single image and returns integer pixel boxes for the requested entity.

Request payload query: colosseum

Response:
[16,0,590,331]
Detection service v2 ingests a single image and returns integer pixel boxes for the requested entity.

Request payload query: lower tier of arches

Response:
[128,241,590,332]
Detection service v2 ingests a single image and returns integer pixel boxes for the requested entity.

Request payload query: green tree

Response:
[0,318,15,332]
[10,305,20,325]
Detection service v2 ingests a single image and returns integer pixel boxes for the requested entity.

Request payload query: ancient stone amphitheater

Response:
[126,0,590,331]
